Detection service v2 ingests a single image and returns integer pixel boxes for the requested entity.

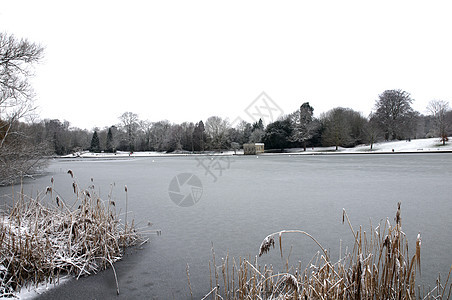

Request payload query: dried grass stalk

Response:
[207,203,451,300]
[0,172,141,296]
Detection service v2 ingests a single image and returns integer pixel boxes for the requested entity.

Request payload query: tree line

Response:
[1,32,452,184]
[24,92,452,156]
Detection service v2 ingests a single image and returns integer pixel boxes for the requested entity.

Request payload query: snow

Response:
[61,138,452,159]
[14,276,71,300]
[0,217,72,300]
[285,137,452,154]
[351,138,452,153]
[61,150,243,158]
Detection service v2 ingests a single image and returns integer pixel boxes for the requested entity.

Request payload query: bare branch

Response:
[0,32,46,185]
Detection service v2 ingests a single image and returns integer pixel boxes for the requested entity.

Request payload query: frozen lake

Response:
[1,153,451,299]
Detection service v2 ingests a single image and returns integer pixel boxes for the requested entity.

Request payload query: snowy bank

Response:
[0,175,142,299]
[288,137,452,154]
[61,137,452,159]
[61,150,243,159]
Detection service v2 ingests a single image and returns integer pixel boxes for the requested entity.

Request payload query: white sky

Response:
[1,1,451,130]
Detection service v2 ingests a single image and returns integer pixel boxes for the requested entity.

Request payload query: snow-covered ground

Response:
[14,276,70,300]
[62,137,452,159]
[61,150,242,158]
[351,138,452,153]
[287,137,452,154]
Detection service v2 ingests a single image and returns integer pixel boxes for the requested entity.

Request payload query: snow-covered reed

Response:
[206,203,452,299]
[0,171,141,297]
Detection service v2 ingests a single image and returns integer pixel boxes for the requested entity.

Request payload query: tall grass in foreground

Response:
[0,171,143,297]
[203,203,452,299]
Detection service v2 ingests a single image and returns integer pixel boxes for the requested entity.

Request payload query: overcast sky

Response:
[1,1,451,130]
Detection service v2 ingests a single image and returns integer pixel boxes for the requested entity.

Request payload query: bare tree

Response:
[1,33,43,143]
[235,120,252,144]
[150,120,172,151]
[0,33,47,184]
[119,112,139,151]
[373,89,415,140]
[366,113,382,150]
[427,100,450,145]
[138,120,153,151]
[164,124,183,152]
[320,108,351,150]
[180,122,195,152]
[0,131,49,185]
[205,116,230,150]
[44,119,72,155]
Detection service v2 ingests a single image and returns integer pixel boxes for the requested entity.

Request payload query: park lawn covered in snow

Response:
[285,137,452,154]
[351,137,452,152]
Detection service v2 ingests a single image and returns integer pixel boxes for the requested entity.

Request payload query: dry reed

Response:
[207,203,452,299]
[0,171,142,297]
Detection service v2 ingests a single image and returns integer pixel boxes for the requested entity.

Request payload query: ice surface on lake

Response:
[1,152,451,299]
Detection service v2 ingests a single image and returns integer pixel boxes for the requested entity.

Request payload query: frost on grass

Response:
[0,172,141,297]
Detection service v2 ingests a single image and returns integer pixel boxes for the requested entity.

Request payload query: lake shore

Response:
[60,137,452,159]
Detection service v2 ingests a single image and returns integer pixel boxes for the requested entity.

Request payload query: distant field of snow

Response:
[61,150,243,158]
[335,137,451,153]
[280,137,452,154]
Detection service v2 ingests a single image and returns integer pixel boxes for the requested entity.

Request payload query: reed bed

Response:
[205,203,452,299]
[0,171,141,297]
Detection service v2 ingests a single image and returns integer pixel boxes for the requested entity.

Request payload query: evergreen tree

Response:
[90,131,101,153]
[106,127,114,152]
[290,102,318,151]
[263,118,293,151]
[252,118,265,131]
[193,121,206,151]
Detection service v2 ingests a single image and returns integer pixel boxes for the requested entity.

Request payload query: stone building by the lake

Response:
[243,143,264,155]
